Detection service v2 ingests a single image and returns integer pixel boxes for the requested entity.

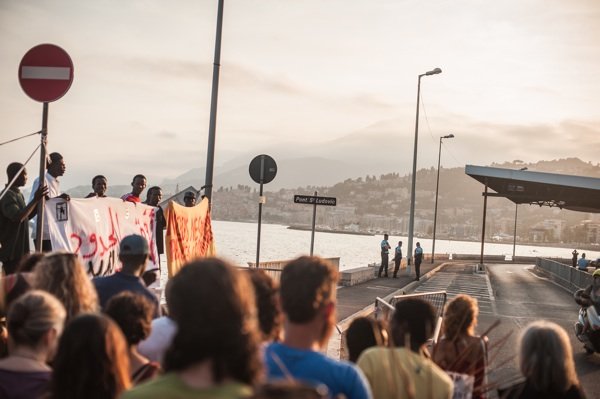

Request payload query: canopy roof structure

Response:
[465,165,600,213]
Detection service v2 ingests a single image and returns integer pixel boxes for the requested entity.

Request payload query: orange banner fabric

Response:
[165,197,216,277]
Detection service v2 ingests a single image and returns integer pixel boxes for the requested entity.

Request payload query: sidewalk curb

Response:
[336,262,449,331]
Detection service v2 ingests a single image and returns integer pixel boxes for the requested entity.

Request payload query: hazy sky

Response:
[1,0,599,190]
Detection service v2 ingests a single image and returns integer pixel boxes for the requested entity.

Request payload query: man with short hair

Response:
[378,233,391,278]
[0,163,47,274]
[143,186,166,284]
[29,152,70,251]
[414,242,424,281]
[264,256,372,399]
[92,234,159,317]
[357,298,453,399]
[578,253,589,271]
[392,240,403,278]
[121,174,147,203]
[183,191,196,207]
[85,175,107,198]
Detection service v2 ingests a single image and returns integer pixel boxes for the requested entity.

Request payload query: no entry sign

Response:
[19,44,74,103]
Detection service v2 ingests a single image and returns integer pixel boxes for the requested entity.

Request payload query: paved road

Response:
[416,263,600,397]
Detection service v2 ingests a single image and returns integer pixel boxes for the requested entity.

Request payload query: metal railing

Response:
[535,258,593,293]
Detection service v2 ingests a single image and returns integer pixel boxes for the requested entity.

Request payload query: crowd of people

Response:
[0,160,590,398]
[0,235,588,398]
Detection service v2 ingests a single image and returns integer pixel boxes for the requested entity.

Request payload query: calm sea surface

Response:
[208,220,600,271]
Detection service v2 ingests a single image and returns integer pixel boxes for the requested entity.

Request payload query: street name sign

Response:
[294,195,337,206]
[19,44,74,103]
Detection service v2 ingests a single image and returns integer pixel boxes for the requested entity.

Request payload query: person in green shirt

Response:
[121,258,262,399]
[0,162,46,274]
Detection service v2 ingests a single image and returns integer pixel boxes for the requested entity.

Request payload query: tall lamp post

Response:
[431,133,454,263]
[407,67,442,266]
[513,167,528,260]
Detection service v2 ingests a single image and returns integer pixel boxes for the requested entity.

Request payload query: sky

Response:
[1,0,599,191]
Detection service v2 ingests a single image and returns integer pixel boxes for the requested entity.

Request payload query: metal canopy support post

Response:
[204,0,224,203]
[512,203,518,261]
[479,180,488,268]
[310,191,317,256]
[35,102,48,251]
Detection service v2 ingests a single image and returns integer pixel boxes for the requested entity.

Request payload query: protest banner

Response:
[46,197,159,276]
[165,197,215,277]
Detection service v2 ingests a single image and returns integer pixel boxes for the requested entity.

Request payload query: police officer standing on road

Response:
[392,241,403,279]
[378,234,391,278]
[414,242,424,281]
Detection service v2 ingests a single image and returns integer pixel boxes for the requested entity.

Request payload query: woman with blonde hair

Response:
[502,320,586,399]
[0,290,66,398]
[32,252,98,320]
[433,294,487,399]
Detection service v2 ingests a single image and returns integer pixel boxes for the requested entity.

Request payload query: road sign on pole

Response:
[19,44,74,251]
[19,44,74,103]
[293,193,338,255]
[249,154,278,268]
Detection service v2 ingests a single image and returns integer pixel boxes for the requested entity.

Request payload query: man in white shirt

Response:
[30,152,69,251]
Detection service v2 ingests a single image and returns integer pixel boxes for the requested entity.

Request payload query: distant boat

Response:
[287,225,375,236]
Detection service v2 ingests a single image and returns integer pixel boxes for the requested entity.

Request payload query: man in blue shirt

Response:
[93,234,160,317]
[414,242,424,281]
[392,241,403,279]
[264,256,372,399]
[578,253,590,271]
[378,234,391,278]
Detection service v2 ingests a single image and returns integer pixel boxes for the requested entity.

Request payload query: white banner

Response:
[45,197,158,276]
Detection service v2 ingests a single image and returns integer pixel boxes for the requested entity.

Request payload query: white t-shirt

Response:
[29,172,61,240]
[138,316,177,365]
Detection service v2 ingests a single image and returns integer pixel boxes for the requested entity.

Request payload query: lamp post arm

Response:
[432,137,443,263]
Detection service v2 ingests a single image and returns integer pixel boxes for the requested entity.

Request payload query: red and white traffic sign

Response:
[18,44,74,103]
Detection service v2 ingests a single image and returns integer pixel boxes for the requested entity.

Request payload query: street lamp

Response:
[431,133,454,263]
[513,167,528,260]
[407,67,442,266]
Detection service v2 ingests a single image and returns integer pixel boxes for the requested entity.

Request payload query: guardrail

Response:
[535,258,593,293]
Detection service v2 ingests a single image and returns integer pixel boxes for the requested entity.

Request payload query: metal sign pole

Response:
[310,191,317,256]
[255,156,265,267]
[35,102,48,251]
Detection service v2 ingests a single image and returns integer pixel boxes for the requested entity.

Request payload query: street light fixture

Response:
[407,67,442,266]
[513,167,528,260]
[431,133,454,263]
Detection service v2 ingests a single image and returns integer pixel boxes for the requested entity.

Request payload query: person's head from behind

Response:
[443,294,478,340]
[383,234,388,240]
[33,252,98,320]
[280,256,339,348]
[518,320,578,393]
[118,234,149,275]
[592,269,600,289]
[92,175,107,197]
[247,269,282,342]
[183,191,196,207]
[16,252,44,273]
[131,174,147,196]
[47,152,65,178]
[6,162,26,187]
[391,298,435,352]
[145,186,162,206]
[346,316,388,363]
[51,313,130,399]
[7,290,66,363]
[164,258,262,385]
[104,292,153,348]
[582,253,586,259]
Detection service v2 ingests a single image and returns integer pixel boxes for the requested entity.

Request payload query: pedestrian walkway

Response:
[336,262,440,321]
[412,263,496,315]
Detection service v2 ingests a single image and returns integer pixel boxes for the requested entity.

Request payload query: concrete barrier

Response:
[535,257,593,293]
[340,267,375,286]
[247,257,340,282]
